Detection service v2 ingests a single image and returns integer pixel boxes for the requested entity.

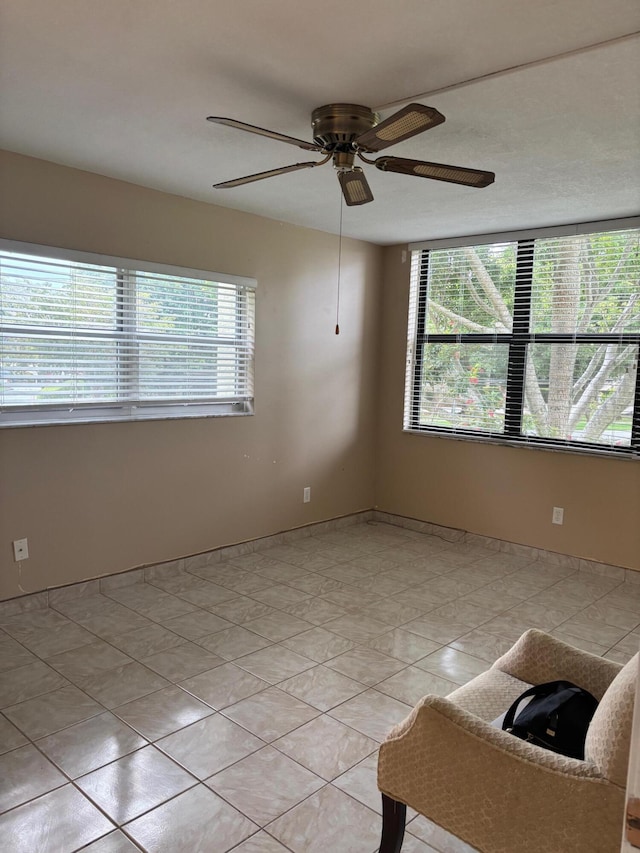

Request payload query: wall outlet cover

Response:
[13,538,29,561]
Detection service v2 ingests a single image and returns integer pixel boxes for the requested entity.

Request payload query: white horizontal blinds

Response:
[0,248,255,425]
[523,229,639,450]
[403,252,423,429]
[409,242,517,437]
[424,242,516,335]
[132,271,254,402]
[524,343,637,448]
[530,230,640,334]
[0,253,121,407]
[406,225,640,457]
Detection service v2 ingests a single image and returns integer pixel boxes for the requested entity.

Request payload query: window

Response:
[405,223,640,457]
[0,241,256,427]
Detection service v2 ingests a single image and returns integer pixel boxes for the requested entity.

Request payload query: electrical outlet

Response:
[303,487,311,503]
[552,507,564,525]
[13,538,29,561]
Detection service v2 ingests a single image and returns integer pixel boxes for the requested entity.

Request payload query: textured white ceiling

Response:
[1,0,639,244]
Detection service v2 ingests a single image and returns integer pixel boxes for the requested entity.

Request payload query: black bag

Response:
[502,680,598,759]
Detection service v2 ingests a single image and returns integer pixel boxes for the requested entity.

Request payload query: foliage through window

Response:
[0,243,256,426]
[405,226,640,456]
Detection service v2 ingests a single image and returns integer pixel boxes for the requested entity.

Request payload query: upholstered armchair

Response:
[377,629,637,853]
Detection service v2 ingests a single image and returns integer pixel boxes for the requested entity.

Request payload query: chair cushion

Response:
[584,652,638,787]
[448,668,531,722]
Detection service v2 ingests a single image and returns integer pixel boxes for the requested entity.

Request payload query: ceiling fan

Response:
[207,102,495,206]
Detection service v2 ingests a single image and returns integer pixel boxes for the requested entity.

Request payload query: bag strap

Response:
[502,682,572,732]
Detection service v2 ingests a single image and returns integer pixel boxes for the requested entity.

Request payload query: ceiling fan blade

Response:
[355,103,445,152]
[207,116,321,152]
[375,156,495,188]
[214,161,321,189]
[337,169,374,206]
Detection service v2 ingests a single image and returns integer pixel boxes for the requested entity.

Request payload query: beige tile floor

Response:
[1,521,639,853]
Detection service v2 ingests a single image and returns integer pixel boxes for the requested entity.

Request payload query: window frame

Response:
[0,239,257,428]
[405,220,640,459]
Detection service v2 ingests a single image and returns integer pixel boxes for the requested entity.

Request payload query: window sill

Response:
[0,402,254,429]
[402,426,638,461]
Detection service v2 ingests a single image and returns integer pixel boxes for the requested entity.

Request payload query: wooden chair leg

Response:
[378,793,407,853]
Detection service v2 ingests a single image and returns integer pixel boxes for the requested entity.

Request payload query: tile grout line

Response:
[1,521,638,853]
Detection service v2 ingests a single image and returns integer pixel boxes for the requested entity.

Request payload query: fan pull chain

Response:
[336,192,343,335]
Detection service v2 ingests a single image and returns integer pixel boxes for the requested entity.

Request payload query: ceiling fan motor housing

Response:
[311,104,379,150]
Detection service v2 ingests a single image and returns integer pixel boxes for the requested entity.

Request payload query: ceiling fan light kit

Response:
[207,102,495,206]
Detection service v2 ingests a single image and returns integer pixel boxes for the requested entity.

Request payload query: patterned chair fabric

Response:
[378,628,638,853]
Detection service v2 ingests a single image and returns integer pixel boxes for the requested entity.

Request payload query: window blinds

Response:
[406,226,640,457]
[0,245,256,426]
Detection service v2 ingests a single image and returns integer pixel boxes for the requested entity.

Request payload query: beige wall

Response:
[0,151,382,599]
[1,152,637,601]
[376,245,640,571]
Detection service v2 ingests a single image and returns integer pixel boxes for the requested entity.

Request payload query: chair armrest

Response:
[381,693,602,778]
[493,628,621,700]
[378,694,624,853]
